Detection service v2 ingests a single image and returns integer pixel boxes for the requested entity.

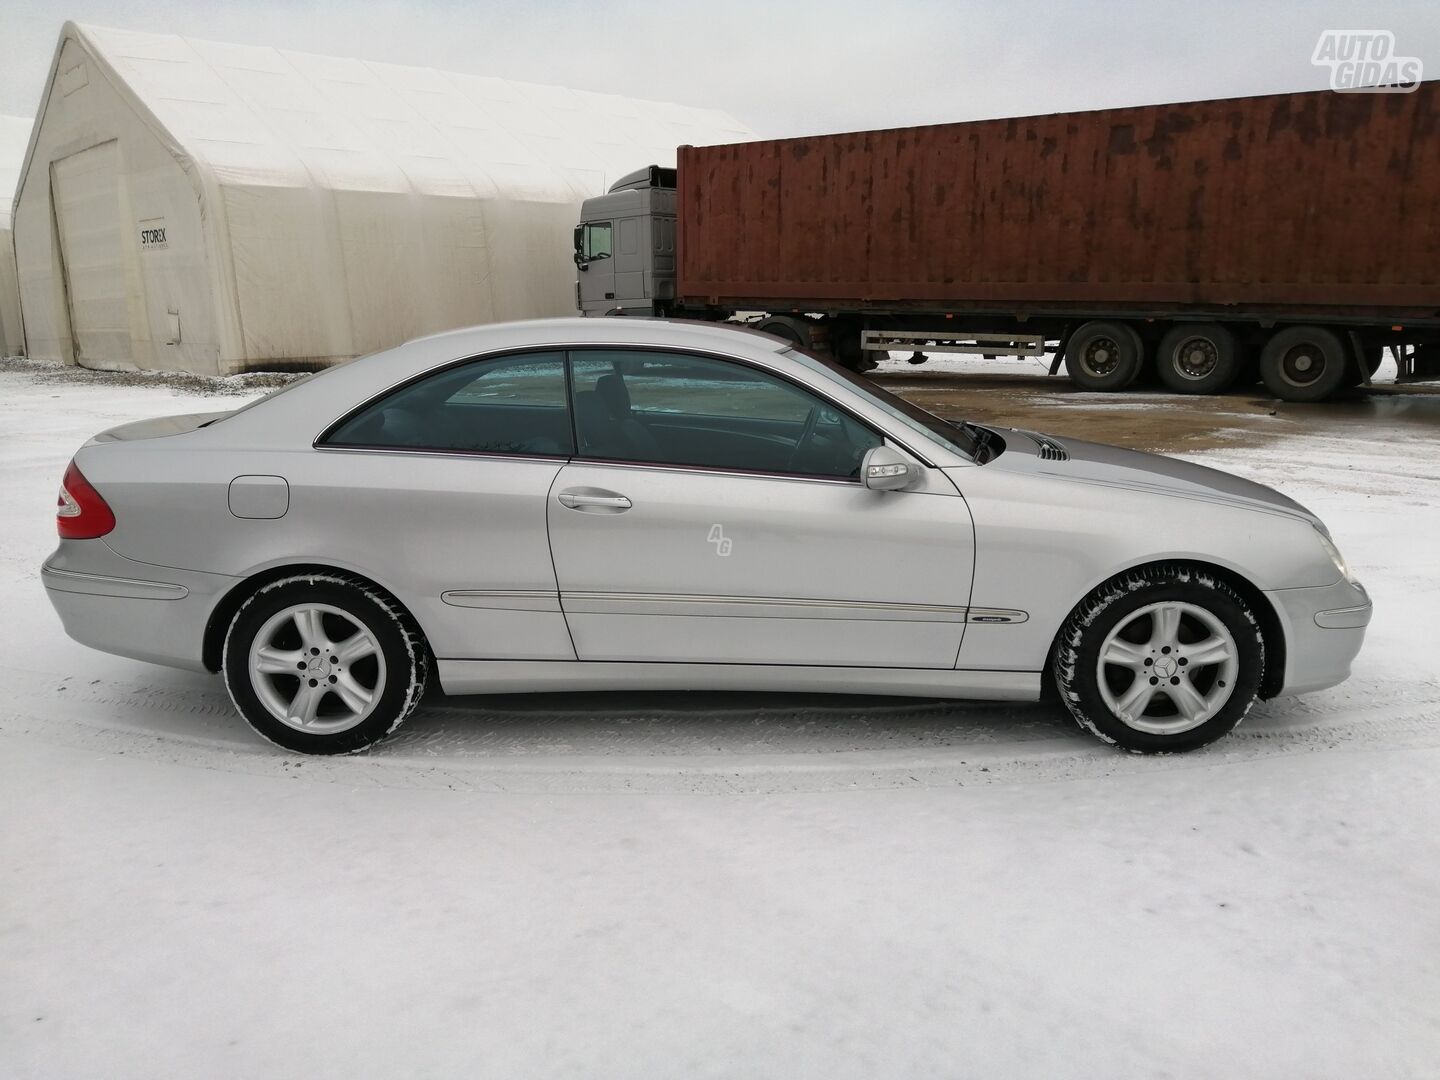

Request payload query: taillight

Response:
[57,460,116,539]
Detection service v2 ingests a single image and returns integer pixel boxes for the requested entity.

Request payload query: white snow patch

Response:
[1,365,1438,1079]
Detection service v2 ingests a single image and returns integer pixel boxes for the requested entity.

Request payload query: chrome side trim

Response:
[1314,604,1373,629]
[441,590,562,613]
[436,659,1042,701]
[41,563,189,601]
[965,607,1029,624]
[560,591,974,622]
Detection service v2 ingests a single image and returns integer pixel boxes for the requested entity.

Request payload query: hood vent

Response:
[1036,437,1069,462]
[1015,429,1070,461]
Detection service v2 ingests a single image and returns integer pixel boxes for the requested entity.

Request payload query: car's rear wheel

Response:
[1053,565,1264,752]
[222,574,428,754]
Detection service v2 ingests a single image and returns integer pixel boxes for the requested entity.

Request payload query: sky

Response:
[2,0,1438,136]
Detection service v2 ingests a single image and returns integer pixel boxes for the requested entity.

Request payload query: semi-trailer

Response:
[575,84,1440,401]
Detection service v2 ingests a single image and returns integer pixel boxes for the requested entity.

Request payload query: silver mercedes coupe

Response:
[43,318,1371,754]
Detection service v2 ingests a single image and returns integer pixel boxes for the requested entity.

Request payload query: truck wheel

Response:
[1259,327,1348,402]
[1156,324,1241,394]
[756,316,810,348]
[831,323,877,373]
[1065,321,1144,391]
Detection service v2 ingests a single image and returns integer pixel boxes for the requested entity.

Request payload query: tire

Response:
[1052,564,1264,753]
[222,573,429,754]
[1065,321,1145,391]
[1156,323,1241,394]
[831,322,877,373]
[756,316,809,348]
[1259,326,1348,402]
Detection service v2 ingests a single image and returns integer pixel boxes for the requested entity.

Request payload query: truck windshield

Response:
[781,347,982,461]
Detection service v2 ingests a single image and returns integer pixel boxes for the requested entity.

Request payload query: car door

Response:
[315,350,576,661]
[547,349,976,668]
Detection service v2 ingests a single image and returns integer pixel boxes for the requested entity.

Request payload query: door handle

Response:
[558,491,632,511]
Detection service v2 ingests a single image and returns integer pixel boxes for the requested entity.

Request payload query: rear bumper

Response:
[1266,578,1372,696]
[42,541,234,673]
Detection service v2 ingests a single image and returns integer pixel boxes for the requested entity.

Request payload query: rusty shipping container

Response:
[676,85,1440,320]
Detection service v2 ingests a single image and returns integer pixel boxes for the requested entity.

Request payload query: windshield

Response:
[781,347,981,460]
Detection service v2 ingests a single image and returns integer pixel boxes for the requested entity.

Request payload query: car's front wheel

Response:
[1053,565,1264,752]
[222,573,429,754]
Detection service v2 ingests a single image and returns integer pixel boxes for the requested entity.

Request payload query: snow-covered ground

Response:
[2,363,1438,1079]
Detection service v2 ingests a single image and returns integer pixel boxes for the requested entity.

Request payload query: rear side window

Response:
[324,352,573,457]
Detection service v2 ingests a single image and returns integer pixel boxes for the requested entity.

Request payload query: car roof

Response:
[207,317,801,448]
[408,316,791,357]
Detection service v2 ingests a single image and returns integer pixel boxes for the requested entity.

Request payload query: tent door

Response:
[51,141,133,368]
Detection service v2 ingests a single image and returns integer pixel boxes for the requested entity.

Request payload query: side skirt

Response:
[436,660,1041,701]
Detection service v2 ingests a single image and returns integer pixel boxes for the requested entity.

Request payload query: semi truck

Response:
[575,83,1440,401]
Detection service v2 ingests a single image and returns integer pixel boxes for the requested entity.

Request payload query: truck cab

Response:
[574,165,676,317]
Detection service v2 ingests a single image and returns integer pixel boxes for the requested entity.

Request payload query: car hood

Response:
[989,427,1318,524]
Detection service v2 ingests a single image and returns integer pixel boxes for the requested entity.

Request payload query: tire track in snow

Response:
[4,675,1437,795]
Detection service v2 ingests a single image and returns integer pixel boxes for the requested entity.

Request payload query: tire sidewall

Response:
[223,577,420,754]
[1260,327,1347,402]
[1157,323,1240,395]
[1058,576,1264,752]
[1066,321,1143,391]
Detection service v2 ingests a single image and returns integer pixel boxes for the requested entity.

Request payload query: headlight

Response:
[1316,528,1357,584]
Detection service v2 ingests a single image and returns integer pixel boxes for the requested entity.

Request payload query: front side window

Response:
[781,347,981,461]
[570,350,882,478]
[324,351,572,456]
[581,222,612,261]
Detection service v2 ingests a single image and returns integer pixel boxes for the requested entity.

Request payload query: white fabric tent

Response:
[13,23,753,373]
[0,115,31,357]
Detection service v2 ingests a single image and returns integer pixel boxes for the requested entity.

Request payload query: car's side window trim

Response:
[555,456,863,486]
[313,445,572,466]
[563,346,897,480]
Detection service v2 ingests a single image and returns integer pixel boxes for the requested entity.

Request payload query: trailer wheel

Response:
[1259,327,1348,402]
[830,323,876,373]
[756,316,810,348]
[1065,321,1145,391]
[1156,324,1241,395]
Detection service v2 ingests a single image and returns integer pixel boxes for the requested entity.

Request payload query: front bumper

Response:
[42,540,235,673]
[1266,577,1372,696]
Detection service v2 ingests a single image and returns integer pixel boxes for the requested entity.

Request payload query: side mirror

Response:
[861,445,917,491]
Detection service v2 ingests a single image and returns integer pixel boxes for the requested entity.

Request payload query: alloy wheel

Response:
[1095,601,1239,735]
